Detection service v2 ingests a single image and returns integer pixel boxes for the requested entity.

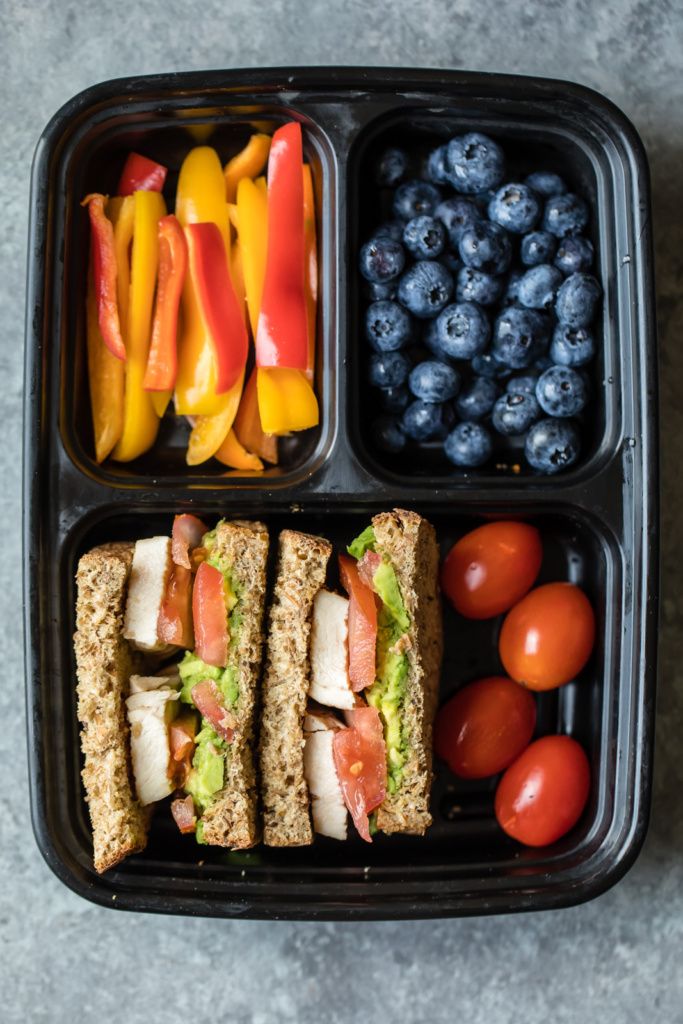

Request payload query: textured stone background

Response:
[2,1,681,1021]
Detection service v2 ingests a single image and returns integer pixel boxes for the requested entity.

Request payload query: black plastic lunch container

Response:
[23,67,658,920]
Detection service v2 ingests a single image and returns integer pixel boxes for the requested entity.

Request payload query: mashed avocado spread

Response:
[348,526,410,795]
[178,525,241,829]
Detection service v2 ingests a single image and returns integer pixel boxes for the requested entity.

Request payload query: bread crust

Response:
[74,542,149,873]
[259,530,332,846]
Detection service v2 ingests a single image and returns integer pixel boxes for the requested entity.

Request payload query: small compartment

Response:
[51,96,337,486]
[348,105,625,486]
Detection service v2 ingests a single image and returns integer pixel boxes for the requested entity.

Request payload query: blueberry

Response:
[518,264,564,310]
[503,268,524,304]
[456,266,504,306]
[459,221,512,275]
[445,132,506,195]
[365,300,412,352]
[454,376,499,421]
[425,145,450,185]
[373,415,406,453]
[493,307,550,369]
[368,351,411,389]
[506,371,540,396]
[434,198,480,245]
[554,236,594,275]
[536,365,588,417]
[525,171,568,198]
[550,324,596,367]
[492,392,541,436]
[525,418,580,473]
[378,385,411,413]
[375,148,408,188]
[432,301,491,359]
[397,260,454,319]
[488,183,541,234]
[365,280,397,301]
[371,220,405,242]
[521,230,557,267]
[408,360,461,403]
[555,272,602,328]
[471,352,510,380]
[444,422,493,467]
[543,193,589,237]
[402,215,446,259]
[393,179,441,221]
[359,237,405,283]
[402,400,451,441]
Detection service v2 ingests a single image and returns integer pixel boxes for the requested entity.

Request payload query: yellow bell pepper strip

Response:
[256,367,319,435]
[234,367,278,464]
[112,195,135,336]
[227,203,239,231]
[255,123,308,370]
[112,189,166,462]
[231,238,247,326]
[185,223,248,394]
[255,175,267,197]
[236,177,268,337]
[117,152,167,196]
[143,214,188,394]
[224,133,271,203]
[185,372,245,465]
[174,146,233,415]
[86,261,124,462]
[81,194,126,360]
[302,164,317,381]
[214,429,264,471]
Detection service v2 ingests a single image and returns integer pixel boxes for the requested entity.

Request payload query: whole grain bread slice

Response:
[259,529,332,846]
[372,509,443,836]
[74,542,149,873]
[199,520,269,849]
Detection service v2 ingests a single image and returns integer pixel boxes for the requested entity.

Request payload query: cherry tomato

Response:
[499,582,595,691]
[441,521,542,619]
[495,735,590,846]
[434,676,536,779]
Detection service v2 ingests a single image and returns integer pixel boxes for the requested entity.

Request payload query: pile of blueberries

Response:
[359,132,602,473]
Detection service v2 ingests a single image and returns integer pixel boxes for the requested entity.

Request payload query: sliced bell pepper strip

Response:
[112,189,166,462]
[117,152,168,196]
[185,371,245,465]
[256,367,319,435]
[224,133,271,203]
[214,429,264,471]
[185,222,248,395]
[143,214,187,395]
[255,175,267,196]
[112,195,135,338]
[175,146,233,415]
[82,193,126,361]
[255,122,308,370]
[230,238,247,326]
[302,164,317,381]
[233,367,278,464]
[227,204,240,231]
[85,261,124,462]
[236,177,268,338]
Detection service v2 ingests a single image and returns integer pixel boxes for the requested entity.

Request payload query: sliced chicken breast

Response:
[123,537,174,651]
[303,711,348,840]
[309,589,355,710]
[126,683,179,806]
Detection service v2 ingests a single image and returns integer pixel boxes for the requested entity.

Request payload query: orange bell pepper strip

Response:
[233,367,278,464]
[185,372,245,465]
[214,429,264,471]
[224,133,271,203]
[118,153,167,196]
[143,215,188,394]
[85,261,124,462]
[82,194,126,360]
[175,147,234,416]
[256,367,319,435]
[112,189,166,462]
[303,164,317,381]
[236,177,268,337]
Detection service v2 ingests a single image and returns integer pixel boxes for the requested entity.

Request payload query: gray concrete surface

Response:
[2,1,681,1021]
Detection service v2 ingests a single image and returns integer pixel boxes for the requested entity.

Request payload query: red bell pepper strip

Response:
[339,554,378,692]
[255,122,308,370]
[143,215,188,392]
[118,152,168,196]
[82,194,126,361]
[185,222,248,395]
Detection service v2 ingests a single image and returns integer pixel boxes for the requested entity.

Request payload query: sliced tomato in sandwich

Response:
[332,704,387,842]
[357,550,381,591]
[190,679,236,742]
[157,564,194,647]
[171,794,197,834]
[193,561,229,667]
[172,513,208,569]
[339,554,377,692]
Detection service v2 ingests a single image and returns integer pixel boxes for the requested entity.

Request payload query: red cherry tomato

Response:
[441,521,542,619]
[499,582,595,691]
[495,735,590,846]
[434,676,536,779]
